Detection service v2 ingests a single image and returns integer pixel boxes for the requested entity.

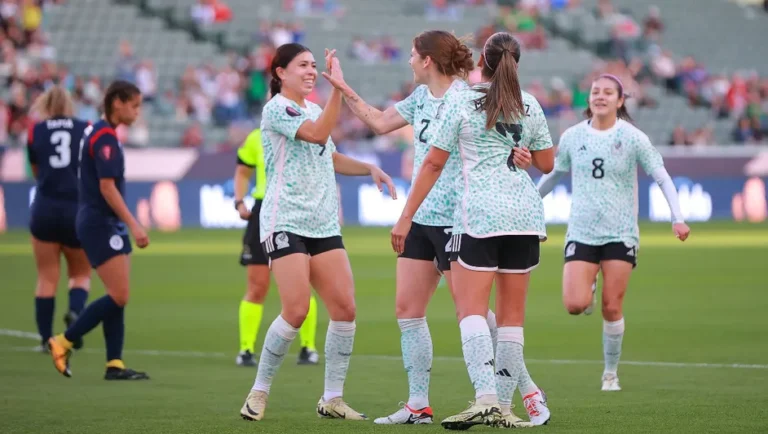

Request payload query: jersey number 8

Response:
[592,158,605,179]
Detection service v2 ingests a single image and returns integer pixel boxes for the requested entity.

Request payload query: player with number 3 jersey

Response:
[392,32,554,429]
[537,74,690,392]
[27,86,92,353]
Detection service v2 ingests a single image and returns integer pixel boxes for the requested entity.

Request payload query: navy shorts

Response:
[29,196,81,248]
[76,213,132,269]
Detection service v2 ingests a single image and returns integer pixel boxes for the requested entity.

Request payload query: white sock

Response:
[323,320,356,401]
[252,315,298,394]
[486,309,498,355]
[459,315,497,401]
[495,326,523,414]
[398,317,432,410]
[603,317,625,375]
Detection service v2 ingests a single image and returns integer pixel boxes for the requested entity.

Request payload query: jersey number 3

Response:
[49,131,71,169]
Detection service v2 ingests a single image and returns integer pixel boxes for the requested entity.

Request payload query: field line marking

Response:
[3,328,767,370]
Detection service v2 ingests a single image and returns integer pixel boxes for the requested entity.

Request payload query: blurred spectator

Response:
[191,0,232,27]
[115,40,138,83]
[135,60,157,103]
[181,122,205,148]
[426,0,461,21]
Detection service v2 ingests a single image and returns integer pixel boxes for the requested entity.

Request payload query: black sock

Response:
[34,297,55,345]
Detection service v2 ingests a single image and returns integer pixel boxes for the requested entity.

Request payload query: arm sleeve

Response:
[537,170,566,198]
[526,99,554,151]
[650,166,685,223]
[92,131,122,179]
[264,100,311,141]
[393,86,422,126]
[553,132,572,172]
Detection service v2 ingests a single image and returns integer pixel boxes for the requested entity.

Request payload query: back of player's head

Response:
[31,85,74,119]
[477,32,524,130]
[269,43,311,98]
[103,80,141,120]
[413,30,474,79]
[584,74,633,122]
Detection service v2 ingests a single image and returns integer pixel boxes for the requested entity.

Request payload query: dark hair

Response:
[269,43,311,98]
[413,30,474,79]
[103,80,140,120]
[475,32,524,130]
[583,74,633,122]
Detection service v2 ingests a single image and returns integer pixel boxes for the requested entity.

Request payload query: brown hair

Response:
[475,32,524,130]
[30,86,74,119]
[413,30,474,79]
[584,74,633,122]
[103,80,141,120]
[269,43,311,98]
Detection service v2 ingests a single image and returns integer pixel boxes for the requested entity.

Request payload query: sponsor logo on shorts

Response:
[242,244,252,260]
[565,242,576,257]
[109,235,124,251]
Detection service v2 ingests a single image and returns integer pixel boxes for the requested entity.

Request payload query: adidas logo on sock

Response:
[495,368,512,377]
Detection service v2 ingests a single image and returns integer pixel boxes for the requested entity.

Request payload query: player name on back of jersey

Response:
[45,118,75,129]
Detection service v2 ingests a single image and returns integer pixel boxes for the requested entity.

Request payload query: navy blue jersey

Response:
[27,117,90,202]
[78,120,125,219]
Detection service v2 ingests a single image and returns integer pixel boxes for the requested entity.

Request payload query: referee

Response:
[233,128,319,366]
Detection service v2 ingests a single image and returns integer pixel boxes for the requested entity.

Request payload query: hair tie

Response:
[598,73,625,96]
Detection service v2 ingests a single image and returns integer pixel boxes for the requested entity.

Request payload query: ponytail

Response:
[475,32,525,130]
[269,76,282,99]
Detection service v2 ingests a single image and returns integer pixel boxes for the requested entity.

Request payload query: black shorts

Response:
[75,214,132,269]
[29,196,81,248]
[398,222,452,272]
[261,231,344,263]
[564,241,637,268]
[449,234,540,273]
[240,200,269,266]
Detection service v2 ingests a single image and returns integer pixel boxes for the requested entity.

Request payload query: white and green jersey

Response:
[555,119,664,246]
[395,79,468,227]
[259,94,339,241]
[427,86,553,238]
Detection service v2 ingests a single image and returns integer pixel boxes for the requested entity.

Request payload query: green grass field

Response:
[1,223,767,433]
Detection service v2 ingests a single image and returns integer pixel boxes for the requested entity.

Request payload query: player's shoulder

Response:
[262,94,307,120]
[521,90,545,117]
[616,120,652,149]
[560,120,590,142]
[90,120,117,143]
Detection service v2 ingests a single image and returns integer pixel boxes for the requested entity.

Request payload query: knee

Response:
[395,295,425,319]
[601,299,623,321]
[564,299,590,315]
[35,279,58,297]
[333,299,356,322]
[282,300,309,327]
[245,278,269,304]
[68,276,91,291]
[110,291,130,307]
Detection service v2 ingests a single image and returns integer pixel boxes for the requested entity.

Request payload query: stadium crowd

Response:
[1,0,767,152]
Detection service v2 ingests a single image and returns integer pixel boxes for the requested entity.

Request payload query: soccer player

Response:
[537,74,690,392]
[234,127,319,366]
[238,44,396,422]
[391,32,554,429]
[323,30,511,425]
[47,80,150,381]
[27,86,91,352]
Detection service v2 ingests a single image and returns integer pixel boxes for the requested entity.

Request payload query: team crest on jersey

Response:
[285,106,302,117]
[612,141,623,155]
[275,232,290,249]
[435,103,445,120]
[109,235,124,251]
[101,145,112,160]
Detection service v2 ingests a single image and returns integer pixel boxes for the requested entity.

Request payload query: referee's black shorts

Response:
[239,200,269,266]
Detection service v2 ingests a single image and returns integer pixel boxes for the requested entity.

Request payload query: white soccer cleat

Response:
[441,400,501,430]
[522,389,551,426]
[601,373,621,391]
[584,281,597,315]
[374,402,433,424]
[317,396,368,420]
[498,406,535,428]
[240,390,268,421]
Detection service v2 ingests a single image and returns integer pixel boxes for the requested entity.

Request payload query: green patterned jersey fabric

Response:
[395,79,469,227]
[428,85,553,238]
[554,119,664,246]
[259,94,339,241]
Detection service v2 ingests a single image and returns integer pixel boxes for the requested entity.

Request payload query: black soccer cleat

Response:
[104,367,150,381]
[236,350,257,367]
[63,311,84,350]
[297,347,319,365]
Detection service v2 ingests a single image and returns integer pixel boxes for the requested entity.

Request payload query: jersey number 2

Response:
[49,131,71,169]
[418,119,430,143]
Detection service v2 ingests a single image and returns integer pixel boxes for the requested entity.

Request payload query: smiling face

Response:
[277,50,317,97]
[589,76,624,119]
[409,47,429,85]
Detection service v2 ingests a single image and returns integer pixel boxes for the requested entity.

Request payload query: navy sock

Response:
[103,305,125,363]
[68,288,89,315]
[64,295,119,343]
[34,297,55,345]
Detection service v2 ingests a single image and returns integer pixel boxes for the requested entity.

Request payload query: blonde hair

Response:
[30,86,75,119]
